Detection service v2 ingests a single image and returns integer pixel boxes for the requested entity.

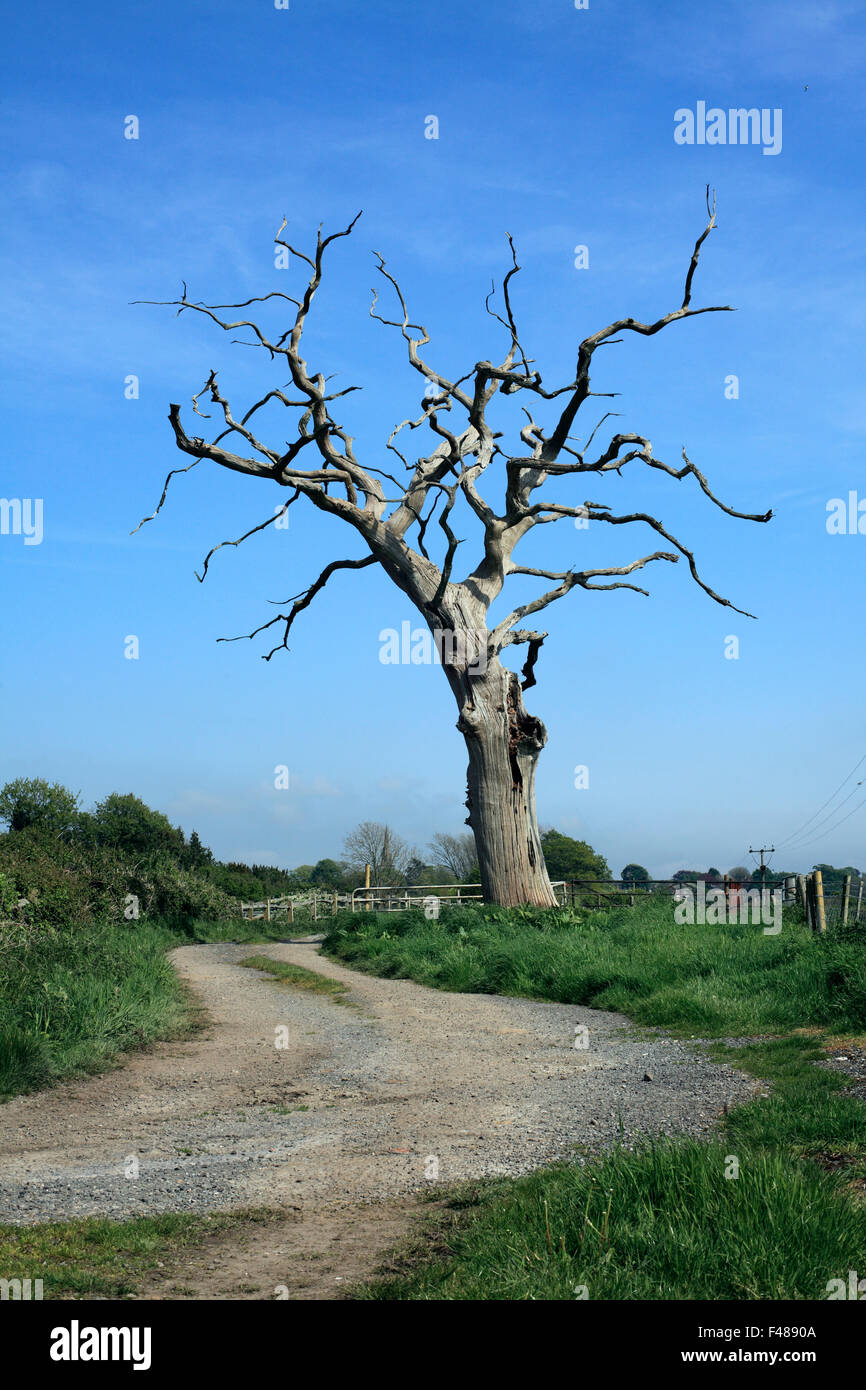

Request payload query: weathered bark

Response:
[445,654,557,907]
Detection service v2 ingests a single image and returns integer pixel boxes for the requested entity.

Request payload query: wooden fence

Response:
[348,882,568,911]
[795,870,863,932]
[240,881,568,918]
[239,890,352,923]
[240,873,863,930]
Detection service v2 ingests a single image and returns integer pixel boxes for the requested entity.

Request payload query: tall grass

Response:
[0,912,300,1101]
[323,897,866,1035]
[0,918,195,1098]
[361,1142,866,1301]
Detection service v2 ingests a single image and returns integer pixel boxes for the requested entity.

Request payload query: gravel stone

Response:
[0,942,761,1225]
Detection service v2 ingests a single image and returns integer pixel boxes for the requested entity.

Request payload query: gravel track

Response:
[0,941,760,1226]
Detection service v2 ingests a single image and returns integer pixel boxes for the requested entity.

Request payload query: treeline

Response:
[284,823,612,891]
[0,779,240,930]
[655,864,865,892]
[0,780,618,929]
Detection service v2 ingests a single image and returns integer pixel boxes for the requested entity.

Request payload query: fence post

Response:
[857,880,863,924]
[841,873,851,926]
[796,874,808,923]
[813,870,827,934]
[365,863,371,912]
[265,898,271,923]
[288,900,294,926]
[333,892,338,917]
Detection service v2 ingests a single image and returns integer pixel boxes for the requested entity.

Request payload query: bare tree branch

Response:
[219,554,377,660]
[195,490,301,582]
[491,550,679,651]
[140,197,769,676]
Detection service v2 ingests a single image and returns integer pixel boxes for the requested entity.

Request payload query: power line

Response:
[774,780,864,851]
[776,794,866,855]
[748,846,774,888]
[774,751,866,849]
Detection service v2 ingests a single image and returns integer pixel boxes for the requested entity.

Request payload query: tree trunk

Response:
[447,654,558,908]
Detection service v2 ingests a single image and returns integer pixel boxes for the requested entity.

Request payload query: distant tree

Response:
[402,856,425,886]
[0,778,80,837]
[310,858,344,888]
[707,866,722,880]
[429,832,479,882]
[621,862,650,885]
[811,863,860,893]
[342,822,414,885]
[185,829,214,868]
[728,865,751,882]
[90,793,184,859]
[289,864,315,886]
[672,868,703,882]
[541,830,610,881]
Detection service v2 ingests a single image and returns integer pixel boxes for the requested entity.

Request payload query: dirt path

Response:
[0,941,760,1297]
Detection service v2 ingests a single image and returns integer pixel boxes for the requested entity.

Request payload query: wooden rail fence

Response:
[240,873,862,930]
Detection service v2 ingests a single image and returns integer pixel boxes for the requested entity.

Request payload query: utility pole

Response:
[749,846,775,894]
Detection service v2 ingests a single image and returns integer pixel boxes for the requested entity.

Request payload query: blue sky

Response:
[2,0,866,878]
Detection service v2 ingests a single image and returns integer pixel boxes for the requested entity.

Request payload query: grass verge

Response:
[321,898,866,1036]
[323,899,866,1299]
[0,1209,279,1299]
[0,915,279,1102]
[240,954,352,1005]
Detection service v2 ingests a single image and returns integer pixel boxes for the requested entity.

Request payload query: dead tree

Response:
[136,192,771,908]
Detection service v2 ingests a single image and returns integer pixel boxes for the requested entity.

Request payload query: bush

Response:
[0,777,80,836]
[0,830,239,931]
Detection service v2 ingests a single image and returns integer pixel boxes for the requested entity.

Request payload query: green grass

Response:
[360,1034,866,1300]
[323,898,866,1300]
[239,953,352,1004]
[0,919,199,1100]
[0,915,271,1102]
[4,898,865,1300]
[359,1142,866,1301]
[0,1209,278,1299]
[188,918,295,945]
[322,897,866,1036]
